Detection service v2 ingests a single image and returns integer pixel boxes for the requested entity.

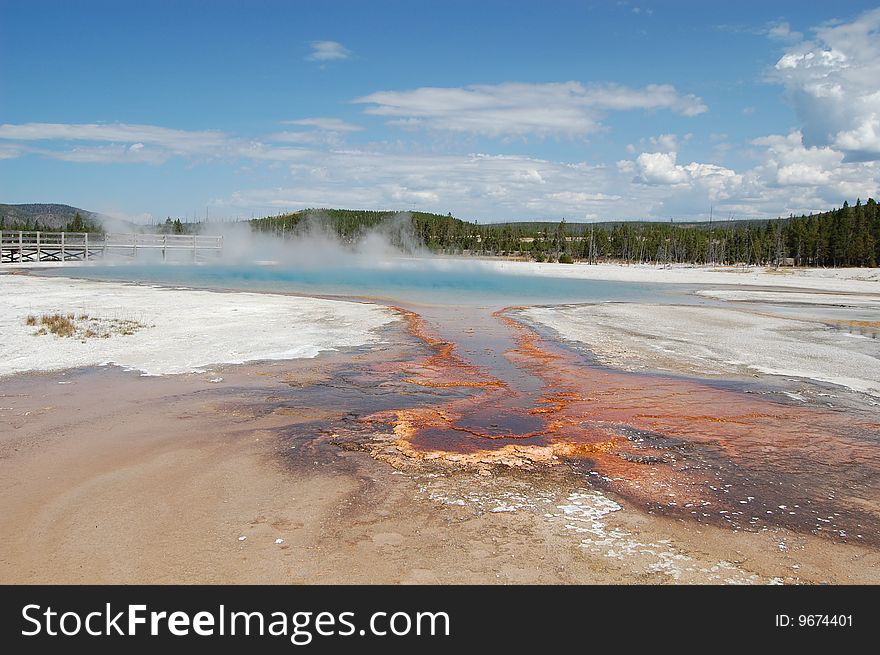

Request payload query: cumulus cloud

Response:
[771,8,880,158]
[633,152,689,185]
[628,150,744,209]
[306,40,351,62]
[752,131,843,186]
[354,81,707,138]
[617,125,879,219]
[751,130,879,201]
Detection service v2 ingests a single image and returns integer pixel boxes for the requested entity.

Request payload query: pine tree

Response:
[67,212,85,232]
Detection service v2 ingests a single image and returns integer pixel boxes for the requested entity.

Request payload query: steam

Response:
[216,212,428,267]
[94,213,140,234]
[90,211,431,267]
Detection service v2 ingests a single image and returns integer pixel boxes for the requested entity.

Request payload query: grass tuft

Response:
[28,312,147,339]
[39,313,76,337]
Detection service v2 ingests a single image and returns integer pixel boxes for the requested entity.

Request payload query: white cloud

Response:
[771,8,880,158]
[40,144,172,165]
[267,117,363,146]
[634,151,689,185]
[636,133,690,153]
[218,149,620,220]
[281,117,363,132]
[766,21,803,43]
[219,141,825,223]
[751,130,879,200]
[306,40,351,62]
[233,142,313,162]
[633,150,738,187]
[265,131,347,147]
[618,127,879,219]
[547,191,622,203]
[0,122,228,155]
[266,132,329,145]
[354,81,707,138]
[752,131,842,186]
[0,121,325,164]
[0,143,23,159]
[629,150,745,209]
[2,118,874,223]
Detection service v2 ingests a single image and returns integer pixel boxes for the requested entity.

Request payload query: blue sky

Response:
[2,0,879,223]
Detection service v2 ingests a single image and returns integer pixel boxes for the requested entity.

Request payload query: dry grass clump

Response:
[110,318,143,336]
[27,313,147,340]
[30,313,76,337]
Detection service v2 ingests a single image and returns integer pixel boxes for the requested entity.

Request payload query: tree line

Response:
[250,199,879,267]
[6,201,876,266]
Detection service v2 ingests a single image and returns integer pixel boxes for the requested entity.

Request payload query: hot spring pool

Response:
[43,259,690,307]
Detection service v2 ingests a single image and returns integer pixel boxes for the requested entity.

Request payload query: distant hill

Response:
[0,203,103,231]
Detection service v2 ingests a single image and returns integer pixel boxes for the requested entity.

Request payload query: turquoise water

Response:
[45,260,687,306]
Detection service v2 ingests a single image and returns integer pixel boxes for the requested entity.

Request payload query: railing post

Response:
[36,231,41,261]
[84,232,89,262]
[163,234,167,262]
[19,231,23,263]
[61,231,66,261]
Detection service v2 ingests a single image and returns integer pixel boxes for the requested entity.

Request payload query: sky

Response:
[2,0,880,224]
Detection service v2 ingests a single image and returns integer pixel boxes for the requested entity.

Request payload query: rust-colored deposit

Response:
[351,304,880,543]
[391,306,506,390]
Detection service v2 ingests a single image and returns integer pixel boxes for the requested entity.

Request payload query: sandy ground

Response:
[0,274,395,376]
[2,358,875,585]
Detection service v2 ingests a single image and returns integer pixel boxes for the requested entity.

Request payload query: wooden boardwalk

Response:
[0,231,223,264]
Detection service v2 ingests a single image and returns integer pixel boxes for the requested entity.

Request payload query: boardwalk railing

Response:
[0,231,223,264]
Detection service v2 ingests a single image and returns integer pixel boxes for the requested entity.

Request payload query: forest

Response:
[250,199,880,267]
